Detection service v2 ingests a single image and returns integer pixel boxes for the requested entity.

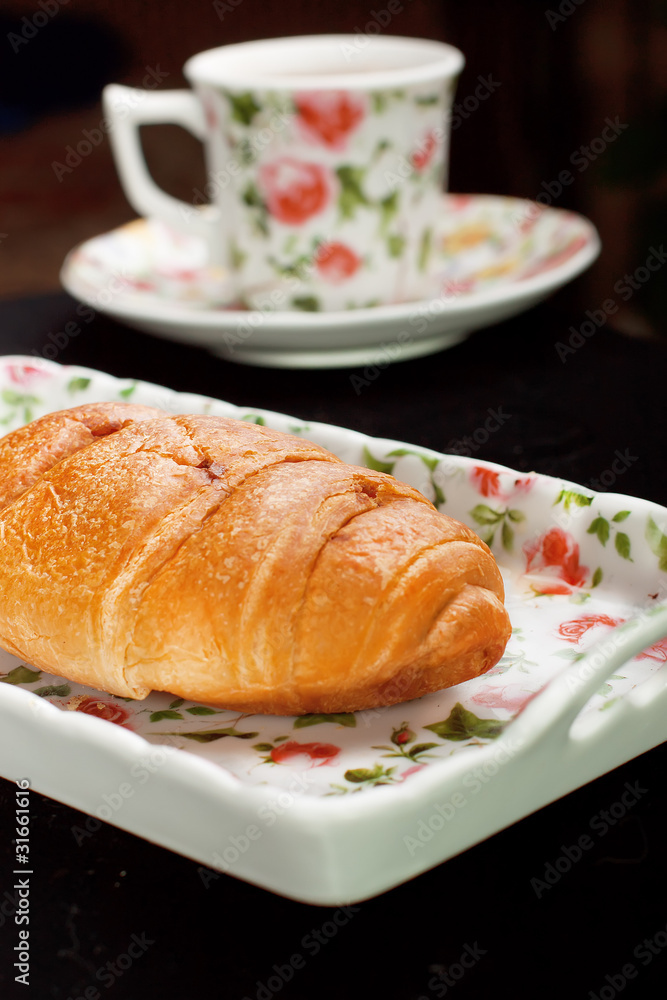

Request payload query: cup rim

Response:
[184,34,465,91]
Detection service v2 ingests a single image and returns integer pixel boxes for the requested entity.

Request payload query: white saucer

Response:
[60,194,600,369]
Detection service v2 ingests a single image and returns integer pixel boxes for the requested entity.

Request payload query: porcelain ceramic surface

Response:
[60,194,601,368]
[2,357,665,905]
[104,36,464,310]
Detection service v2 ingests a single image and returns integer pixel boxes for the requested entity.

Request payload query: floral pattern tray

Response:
[1,357,666,904]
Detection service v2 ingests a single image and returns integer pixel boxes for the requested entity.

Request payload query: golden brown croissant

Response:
[0,402,511,714]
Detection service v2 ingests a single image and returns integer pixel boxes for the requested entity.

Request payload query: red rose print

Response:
[75,697,131,726]
[314,241,362,283]
[398,764,427,781]
[259,158,331,225]
[270,741,340,767]
[513,476,536,496]
[202,95,218,131]
[523,527,589,593]
[557,614,625,644]
[442,277,475,297]
[295,91,366,149]
[410,129,439,171]
[471,684,541,713]
[635,636,667,663]
[7,364,47,385]
[447,194,473,211]
[519,234,589,280]
[471,466,502,498]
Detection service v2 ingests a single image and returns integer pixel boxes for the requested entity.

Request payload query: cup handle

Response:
[102,84,218,243]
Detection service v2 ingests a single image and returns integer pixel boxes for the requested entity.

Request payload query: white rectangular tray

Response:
[1,356,667,904]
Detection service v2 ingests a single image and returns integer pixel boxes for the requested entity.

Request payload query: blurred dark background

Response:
[1,0,666,336]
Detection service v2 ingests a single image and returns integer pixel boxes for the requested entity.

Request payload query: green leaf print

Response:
[501,519,515,552]
[160,727,260,743]
[1,389,39,407]
[379,191,399,234]
[293,713,356,729]
[470,504,519,551]
[67,377,91,394]
[588,516,610,546]
[344,764,397,786]
[1,390,40,424]
[228,92,261,125]
[646,517,667,572]
[336,165,370,220]
[554,489,593,512]
[418,227,433,273]
[149,710,184,723]
[33,684,71,697]
[387,234,406,258]
[612,510,631,522]
[291,296,320,312]
[242,182,270,237]
[470,504,503,526]
[0,665,41,685]
[424,703,508,742]
[229,240,246,270]
[615,532,632,561]
[386,448,438,471]
[363,446,395,474]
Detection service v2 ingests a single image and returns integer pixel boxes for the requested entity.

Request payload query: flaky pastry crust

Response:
[0,403,511,714]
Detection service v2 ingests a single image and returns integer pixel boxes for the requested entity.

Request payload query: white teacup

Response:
[103,34,464,312]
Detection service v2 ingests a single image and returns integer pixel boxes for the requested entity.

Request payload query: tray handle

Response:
[507,600,667,749]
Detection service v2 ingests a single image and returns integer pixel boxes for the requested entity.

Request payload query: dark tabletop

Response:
[1,291,667,999]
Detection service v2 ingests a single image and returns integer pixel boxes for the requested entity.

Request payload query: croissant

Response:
[0,402,511,715]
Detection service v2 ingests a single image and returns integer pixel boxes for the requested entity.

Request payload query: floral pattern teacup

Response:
[103,35,464,312]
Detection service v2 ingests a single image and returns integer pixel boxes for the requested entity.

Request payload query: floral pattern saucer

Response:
[60,194,600,368]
